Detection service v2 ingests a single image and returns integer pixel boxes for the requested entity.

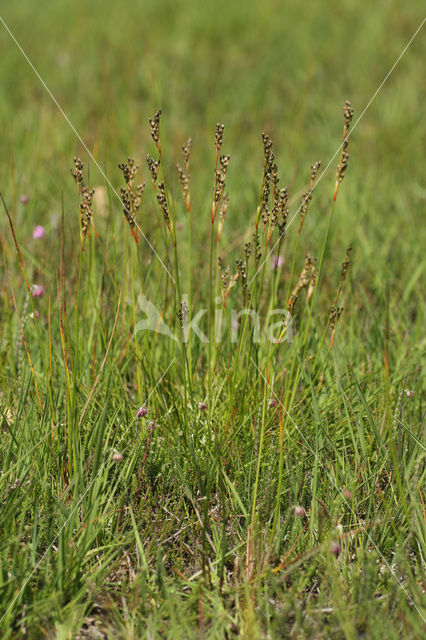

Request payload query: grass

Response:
[0,0,425,637]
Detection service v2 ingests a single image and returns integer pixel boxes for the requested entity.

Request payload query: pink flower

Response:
[112,452,123,462]
[20,195,30,204]
[31,284,44,298]
[33,225,46,239]
[137,406,148,418]
[271,255,284,270]
[268,398,278,408]
[198,402,207,411]
[294,505,305,517]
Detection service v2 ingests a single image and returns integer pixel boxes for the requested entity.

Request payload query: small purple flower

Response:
[33,225,46,239]
[31,284,44,298]
[112,451,123,462]
[20,194,30,205]
[330,541,341,558]
[198,402,207,411]
[268,398,278,408]
[294,505,305,517]
[137,406,148,418]
[271,255,284,270]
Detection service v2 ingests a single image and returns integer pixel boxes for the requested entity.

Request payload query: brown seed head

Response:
[156,182,171,229]
[310,160,321,189]
[334,101,354,199]
[215,123,225,152]
[71,156,84,185]
[149,110,162,144]
[216,193,229,242]
[177,300,189,328]
[182,138,192,165]
[118,158,139,186]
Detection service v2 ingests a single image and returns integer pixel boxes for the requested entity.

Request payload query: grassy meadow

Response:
[0,0,425,637]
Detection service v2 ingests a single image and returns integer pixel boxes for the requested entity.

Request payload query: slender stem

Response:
[285,231,300,306]
[249,375,268,556]
[208,221,215,414]
[187,204,193,385]
[131,240,143,402]
[301,201,336,348]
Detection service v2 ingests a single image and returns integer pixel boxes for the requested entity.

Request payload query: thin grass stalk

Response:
[300,201,336,349]
[187,201,193,385]
[248,376,269,576]
[130,239,143,401]
[157,147,191,401]
[2,193,55,417]
[208,146,220,416]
